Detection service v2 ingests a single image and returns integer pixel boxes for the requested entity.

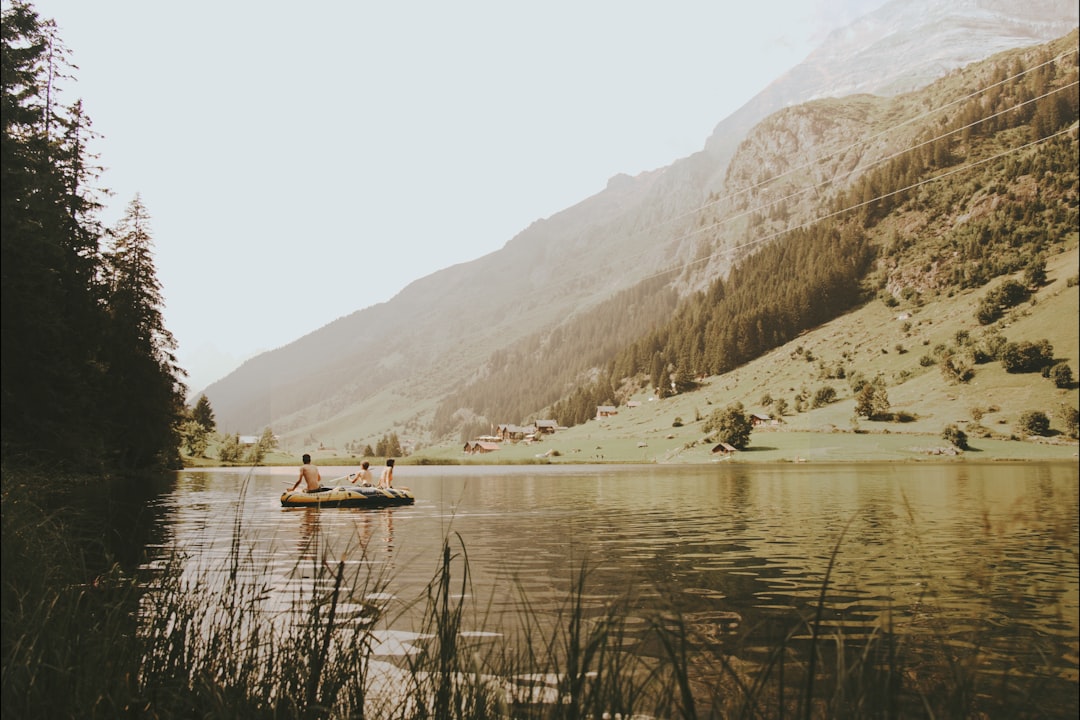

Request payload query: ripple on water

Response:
[145,464,1079,694]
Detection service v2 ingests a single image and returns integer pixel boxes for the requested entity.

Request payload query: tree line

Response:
[430,274,679,437]
[2,2,184,472]
[549,218,873,427]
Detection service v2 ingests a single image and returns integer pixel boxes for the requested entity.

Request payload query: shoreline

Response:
[183,428,1080,469]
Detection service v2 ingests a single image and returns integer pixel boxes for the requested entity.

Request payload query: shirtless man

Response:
[350,461,373,486]
[289,453,322,492]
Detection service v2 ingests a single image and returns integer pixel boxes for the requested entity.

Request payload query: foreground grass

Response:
[3,465,1076,718]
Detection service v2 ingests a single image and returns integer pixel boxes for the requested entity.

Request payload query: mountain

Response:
[700,0,1080,183]
[203,0,1079,451]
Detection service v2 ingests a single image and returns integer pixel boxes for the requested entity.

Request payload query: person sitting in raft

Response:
[350,461,373,486]
[289,453,324,492]
[378,458,395,489]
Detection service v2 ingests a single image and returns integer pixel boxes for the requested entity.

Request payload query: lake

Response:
[143,461,1079,714]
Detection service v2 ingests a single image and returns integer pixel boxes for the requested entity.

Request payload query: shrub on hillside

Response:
[975,279,1030,325]
[972,332,1008,364]
[812,385,837,408]
[1047,362,1073,389]
[854,380,890,420]
[1023,255,1047,288]
[1016,410,1051,437]
[940,354,974,383]
[848,371,868,394]
[942,424,969,450]
[1059,404,1079,439]
[1000,340,1054,373]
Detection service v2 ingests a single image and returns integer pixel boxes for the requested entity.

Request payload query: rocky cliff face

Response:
[205,0,1078,442]
[701,0,1078,178]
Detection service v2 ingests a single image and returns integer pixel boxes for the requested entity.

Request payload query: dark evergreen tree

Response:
[1,3,109,464]
[101,195,185,469]
[375,432,403,457]
[192,393,216,432]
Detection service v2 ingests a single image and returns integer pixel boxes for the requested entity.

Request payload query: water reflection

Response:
[148,462,1078,694]
[297,508,320,557]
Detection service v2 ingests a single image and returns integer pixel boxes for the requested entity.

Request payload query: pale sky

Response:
[27,0,889,393]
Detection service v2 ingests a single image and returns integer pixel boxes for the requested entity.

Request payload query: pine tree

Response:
[102,195,185,469]
[1,3,109,463]
[192,394,216,432]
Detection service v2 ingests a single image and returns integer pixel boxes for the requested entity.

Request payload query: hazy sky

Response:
[28,0,890,393]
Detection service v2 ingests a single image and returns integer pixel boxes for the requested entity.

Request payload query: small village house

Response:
[712,442,737,455]
[496,424,532,442]
[463,441,500,454]
[534,419,558,435]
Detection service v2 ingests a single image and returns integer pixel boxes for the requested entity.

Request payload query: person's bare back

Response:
[351,461,373,486]
[290,453,322,492]
[378,458,395,488]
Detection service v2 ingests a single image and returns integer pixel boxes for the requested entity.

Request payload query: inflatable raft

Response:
[280,485,415,508]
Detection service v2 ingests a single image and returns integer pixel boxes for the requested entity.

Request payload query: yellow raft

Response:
[280,485,415,508]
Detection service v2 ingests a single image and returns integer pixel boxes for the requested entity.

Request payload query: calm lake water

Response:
[144,461,1078,708]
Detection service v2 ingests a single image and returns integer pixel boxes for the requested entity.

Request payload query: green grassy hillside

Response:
[406,245,1078,465]
[203,243,1077,467]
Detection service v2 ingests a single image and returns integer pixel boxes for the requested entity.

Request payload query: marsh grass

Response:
[1,466,145,718]
[3,467,1076,718]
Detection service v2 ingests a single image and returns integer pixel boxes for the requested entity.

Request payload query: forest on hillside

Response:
[1,3,184,471]
[434,32,1079,437]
